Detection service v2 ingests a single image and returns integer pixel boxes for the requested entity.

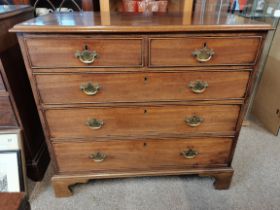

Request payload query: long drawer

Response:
[24,37,143,68]
[36,71,249,104]
[150,36,261,67]
[46,105,240,140]
[0,96,17,127]
[53,138,233,173]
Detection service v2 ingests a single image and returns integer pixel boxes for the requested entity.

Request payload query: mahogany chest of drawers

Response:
[12,12,271,197]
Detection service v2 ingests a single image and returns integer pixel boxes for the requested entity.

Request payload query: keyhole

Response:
[276,109,280,117]
[144,76,148,81]
[203,42,207,47]
[144,109,148,114]
[84,44,88,50]
[143,142,147,147]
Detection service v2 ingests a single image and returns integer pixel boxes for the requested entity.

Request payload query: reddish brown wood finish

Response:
[35,71,250,104]
[150,36,262,67]
[54,138,232,173]
[25,37,143,68]
[10,12,272,33]
[0,193,30,210]
[52,168,234,197]
[12,11,270,197]
[45,105,240,140]
[201,170,234,189]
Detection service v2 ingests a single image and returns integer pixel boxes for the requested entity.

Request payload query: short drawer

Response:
[0,96,17,127]
[36,71,249,104]
[53,138,232,173]
[46,105,240,140]
[24,37,143,68]
[150,36,262,67]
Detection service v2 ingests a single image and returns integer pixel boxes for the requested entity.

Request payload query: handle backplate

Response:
[80,82,100,96]
[86,118,104,130]
[75,45,98,64]
[89,152,107,162]
[189,80,208,94]
[185,116,204,127]
[181,149,199,159]
[192,44,214,63]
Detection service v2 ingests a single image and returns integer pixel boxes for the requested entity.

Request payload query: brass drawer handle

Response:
[89,152,107,163]
[86,118,104,130]
[181,149,199,159]
[189,80,208,94]
[192,43,214,63]
[185,116,204,127]
[80,82,100,96]
[75,45,98,64]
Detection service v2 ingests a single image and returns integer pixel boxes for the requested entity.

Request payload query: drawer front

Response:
[53,138,232,172]
[0,96,17,127]
[150,36,261,67]
[36,71,249,104]
[46,105,240,139]
[25,38,143,68]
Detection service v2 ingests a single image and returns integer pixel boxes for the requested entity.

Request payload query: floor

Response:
[28,121,280,210]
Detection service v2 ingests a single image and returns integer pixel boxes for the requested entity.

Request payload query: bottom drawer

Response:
[53,138,232,173]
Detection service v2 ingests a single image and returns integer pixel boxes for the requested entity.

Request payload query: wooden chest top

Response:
[11,11,272,33]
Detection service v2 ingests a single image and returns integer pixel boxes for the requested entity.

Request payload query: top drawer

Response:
[24,37,143,68]
[149,36,262,67]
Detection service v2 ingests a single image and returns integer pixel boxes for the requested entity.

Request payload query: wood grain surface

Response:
[53,138,233,173]
[0,192,30,210]
[25,37,143,68]
[10,12,273,33]
[35,71,249,104]
[150,36,262,66]
[45,105,240,140]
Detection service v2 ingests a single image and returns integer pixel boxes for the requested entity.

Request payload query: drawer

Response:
[36,71,249,104]
[24,37,143,68]
[150,36,262,67]
[0,96,17,127]
[46,105,240,140]
[53,138,233,173]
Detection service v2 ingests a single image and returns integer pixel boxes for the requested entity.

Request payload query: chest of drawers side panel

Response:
[227,33,267,164]
[16,33,59,172]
